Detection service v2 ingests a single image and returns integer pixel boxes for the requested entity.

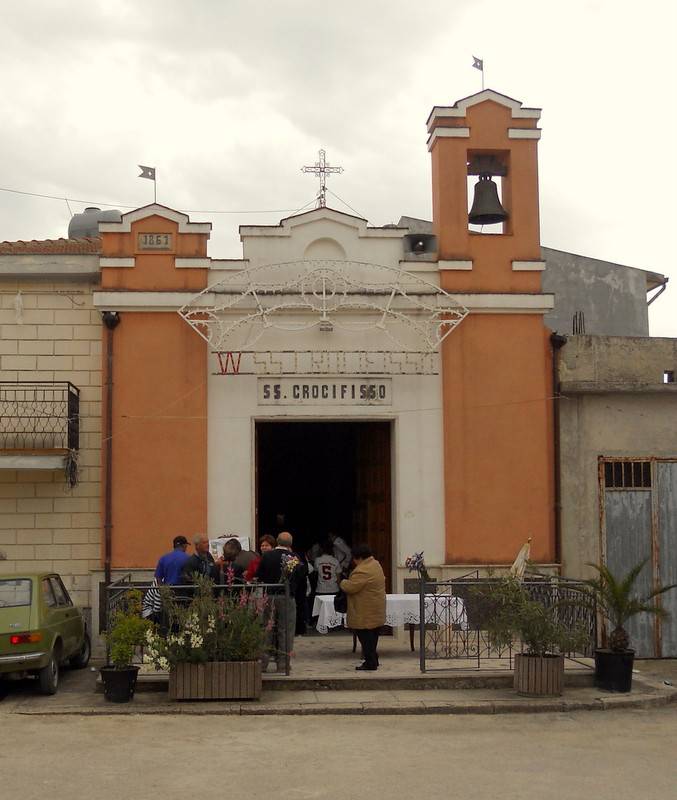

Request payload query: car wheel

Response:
[38,651,59,695]
[69,634,91,669]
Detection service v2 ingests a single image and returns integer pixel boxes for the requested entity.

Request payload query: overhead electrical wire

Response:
[325,187,365,220]
[0,184,364,220]
[0,184,316,215]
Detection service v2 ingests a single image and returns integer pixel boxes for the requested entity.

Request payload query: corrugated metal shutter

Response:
[602,458,677,657]
[604,490,654,656]
[658,462,677,657]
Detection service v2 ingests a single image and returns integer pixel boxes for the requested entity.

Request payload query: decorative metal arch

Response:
[179,260,468,357]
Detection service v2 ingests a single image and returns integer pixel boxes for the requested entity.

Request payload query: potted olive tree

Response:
[585,559,676,692]
[101,590,151,703]
[475,577,589,697]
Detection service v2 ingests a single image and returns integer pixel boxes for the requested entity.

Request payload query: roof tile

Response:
[0,237,101,255]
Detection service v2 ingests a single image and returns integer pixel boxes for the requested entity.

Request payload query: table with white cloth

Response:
[312,593,468,635]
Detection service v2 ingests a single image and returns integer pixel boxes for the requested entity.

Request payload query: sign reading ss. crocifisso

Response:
[257,377,391,405]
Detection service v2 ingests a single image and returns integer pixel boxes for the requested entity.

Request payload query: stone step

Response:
[96,669,595,693]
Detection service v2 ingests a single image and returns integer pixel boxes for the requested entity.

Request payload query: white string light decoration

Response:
[178,260,468,369]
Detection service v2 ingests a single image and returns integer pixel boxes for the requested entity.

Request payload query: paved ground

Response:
[150,631,592,678]
[1,655,675,716]
[2,656,677,798]
[273,631,521,675]
[1,706,676,799]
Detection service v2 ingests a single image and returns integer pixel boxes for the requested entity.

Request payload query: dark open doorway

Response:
[256,420,392,589]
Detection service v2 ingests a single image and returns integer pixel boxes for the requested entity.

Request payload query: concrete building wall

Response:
[0,281,102,611]
[542,248,651,336]
[559,334,677,387]
[558,335,677,578]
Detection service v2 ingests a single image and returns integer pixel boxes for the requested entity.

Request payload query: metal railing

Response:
[0,381,80,451]
[103,577,293,676]
[418,575,597,672]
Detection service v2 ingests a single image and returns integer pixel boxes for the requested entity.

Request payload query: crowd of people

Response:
[151,530,386,672]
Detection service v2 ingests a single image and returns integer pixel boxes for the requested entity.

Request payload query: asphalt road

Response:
[1,707,676,799]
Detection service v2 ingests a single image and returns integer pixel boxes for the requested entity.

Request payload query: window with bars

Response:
[603,460,652,489]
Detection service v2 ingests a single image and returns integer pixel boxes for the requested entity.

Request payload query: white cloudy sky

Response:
[1,0,675,334]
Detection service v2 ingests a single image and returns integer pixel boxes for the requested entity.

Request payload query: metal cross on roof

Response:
[301,149,343,208]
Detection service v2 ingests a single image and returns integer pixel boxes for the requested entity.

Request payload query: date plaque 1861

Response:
[137,232,173,250]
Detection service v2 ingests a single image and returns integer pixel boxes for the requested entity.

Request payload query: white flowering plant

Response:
[143,577,272,669]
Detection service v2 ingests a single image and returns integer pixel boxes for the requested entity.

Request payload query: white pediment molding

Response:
[427,89,541,131]
[240,207,405,240]
[98,203,212,234]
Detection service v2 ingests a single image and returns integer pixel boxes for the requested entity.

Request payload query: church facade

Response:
[90,89,555,586]
[1,89,675,655]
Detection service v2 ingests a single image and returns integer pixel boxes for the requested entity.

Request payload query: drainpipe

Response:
[102,311,120,586]
[550,333,567,569]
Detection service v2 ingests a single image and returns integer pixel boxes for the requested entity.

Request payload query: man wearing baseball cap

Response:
[154,535,191,586]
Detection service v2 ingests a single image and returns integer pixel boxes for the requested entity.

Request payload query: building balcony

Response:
[0,382,80,470]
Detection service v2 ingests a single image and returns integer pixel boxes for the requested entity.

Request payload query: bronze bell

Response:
[468,174,508,226]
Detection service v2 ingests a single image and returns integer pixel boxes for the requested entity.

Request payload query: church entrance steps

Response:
[130,668,594,694]
[128,635,595,692]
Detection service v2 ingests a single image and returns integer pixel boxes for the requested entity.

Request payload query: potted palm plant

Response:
[585,559,676,692]
[475,577,589,697]
[101,590,151,703]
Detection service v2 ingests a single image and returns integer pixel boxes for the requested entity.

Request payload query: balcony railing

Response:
[0,382,80,452]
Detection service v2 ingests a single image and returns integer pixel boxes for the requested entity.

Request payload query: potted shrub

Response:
[101,590,151,703]
[585,559,676,693]
[144,577,271,701]
[475,577,589,697]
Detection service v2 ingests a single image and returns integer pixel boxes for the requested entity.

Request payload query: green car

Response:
[0,573,91,695]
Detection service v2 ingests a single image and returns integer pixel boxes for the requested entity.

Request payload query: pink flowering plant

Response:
[144,577,271,668]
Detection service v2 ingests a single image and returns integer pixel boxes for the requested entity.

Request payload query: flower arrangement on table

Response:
[143,577,272,670]
[405,551,430,582]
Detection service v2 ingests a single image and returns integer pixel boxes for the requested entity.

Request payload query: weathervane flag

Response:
[472,56,485,89]
[138,165,157,202]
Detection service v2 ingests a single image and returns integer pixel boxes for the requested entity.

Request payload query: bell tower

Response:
[428,90,556,567]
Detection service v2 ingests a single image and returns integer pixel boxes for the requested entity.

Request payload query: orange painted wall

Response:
[431,96,556,563]
[441,315,555,563]
[102,214,208,292]
[100,211,209,568]
[104,313,207,568]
